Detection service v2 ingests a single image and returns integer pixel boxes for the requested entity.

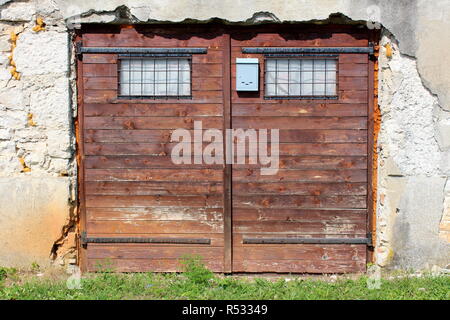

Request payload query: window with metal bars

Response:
[264,57,338,99]
[118,57,191,99]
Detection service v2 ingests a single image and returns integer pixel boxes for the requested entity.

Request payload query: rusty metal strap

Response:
[243,237,371,245]
[242,46,374,54]
[76,44,207,55]
[80,233,211,245]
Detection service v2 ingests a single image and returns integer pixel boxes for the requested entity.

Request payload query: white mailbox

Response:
[236,58,259,91]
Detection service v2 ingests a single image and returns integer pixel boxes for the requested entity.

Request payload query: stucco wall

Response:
[0,0,448,271]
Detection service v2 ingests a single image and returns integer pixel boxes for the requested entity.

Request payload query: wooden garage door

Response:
[77,25,373,273]
[77,26,229,272]
[230,26,371,273]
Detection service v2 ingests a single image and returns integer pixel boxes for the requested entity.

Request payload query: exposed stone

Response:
[0,1,36,22]
[14,31,69,76]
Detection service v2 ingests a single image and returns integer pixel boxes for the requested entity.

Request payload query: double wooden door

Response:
[78,24,373,273]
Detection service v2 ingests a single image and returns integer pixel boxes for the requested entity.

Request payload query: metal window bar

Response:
[264,56,338,100]
[118,56,192,100]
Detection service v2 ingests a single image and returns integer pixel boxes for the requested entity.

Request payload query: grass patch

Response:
[0,258,448,300]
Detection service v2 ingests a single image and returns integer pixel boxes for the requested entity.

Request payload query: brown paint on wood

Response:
[232,208,367,222]
[232,182,367,196]
[84,104,223,117]
[78,25,372,273]
[85,181,224,195]
[87,220,224,234]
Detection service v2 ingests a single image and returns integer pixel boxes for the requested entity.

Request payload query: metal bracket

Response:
[243,237,372,245]
[76,46,207,56]
[80,232,211,246]
[242,47,374,55]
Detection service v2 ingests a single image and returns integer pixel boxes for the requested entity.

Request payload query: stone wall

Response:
[0,0,448,271]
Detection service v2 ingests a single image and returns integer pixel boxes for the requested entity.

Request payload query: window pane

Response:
[315,60,326,71]
[265,58,337,98]
[301,71,313,83]
[120,82,130,96]
[142,83,154,96]
[289,84,301,95]
[277,59,289,71]
[167,83,179,95]
[266,83,276,96]
[326,71,336,83]
[277,71,289,83]
[180,83,190,96]
[326,59,337,71]
[314,71,326,83]
[265,71,276,84]
[301,83,313,95]
[277,83,289,95]
[119,58,191,98]
[314,83,326,96]
[290,72,301,83]
[326,83,336,95]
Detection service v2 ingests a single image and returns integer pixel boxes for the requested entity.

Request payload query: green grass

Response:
[0,258,448,300]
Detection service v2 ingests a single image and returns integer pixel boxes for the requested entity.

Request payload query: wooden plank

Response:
[86,181,223,195]
[84,77,117,90]
[87,220,224,233]
[232,117,367,129]
[339,63,369,77]
[232,257,366,273]
[84,130,173,143]
[86,194,223,208]
[192,64,222,78]
[83,53,117,64]
[83,64,117,77]
[84,143,176,156]
[234,156,367,170]
[84,116,223,129]
[277,143,367,156]
[84,90,224,104]
[192,50,223,64]
[339,77,369,91]
[83,29,225,47]
[232,182,367,196]
[86,207,223,221]
[84,155,222,169]
[84,129,367,144]
[84,104,223,117]
[87,245,224,260]
[339,91,368,104]
[230,32,368,47]
[233,245,366,261]
[232,195,367,209]
[233,208,367,222]
[87,258,223,272]
[85,168,223,182]
[233,220,366,234]
[339,54,368,64]
[232,103,368,117]
[233,169,367,183]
